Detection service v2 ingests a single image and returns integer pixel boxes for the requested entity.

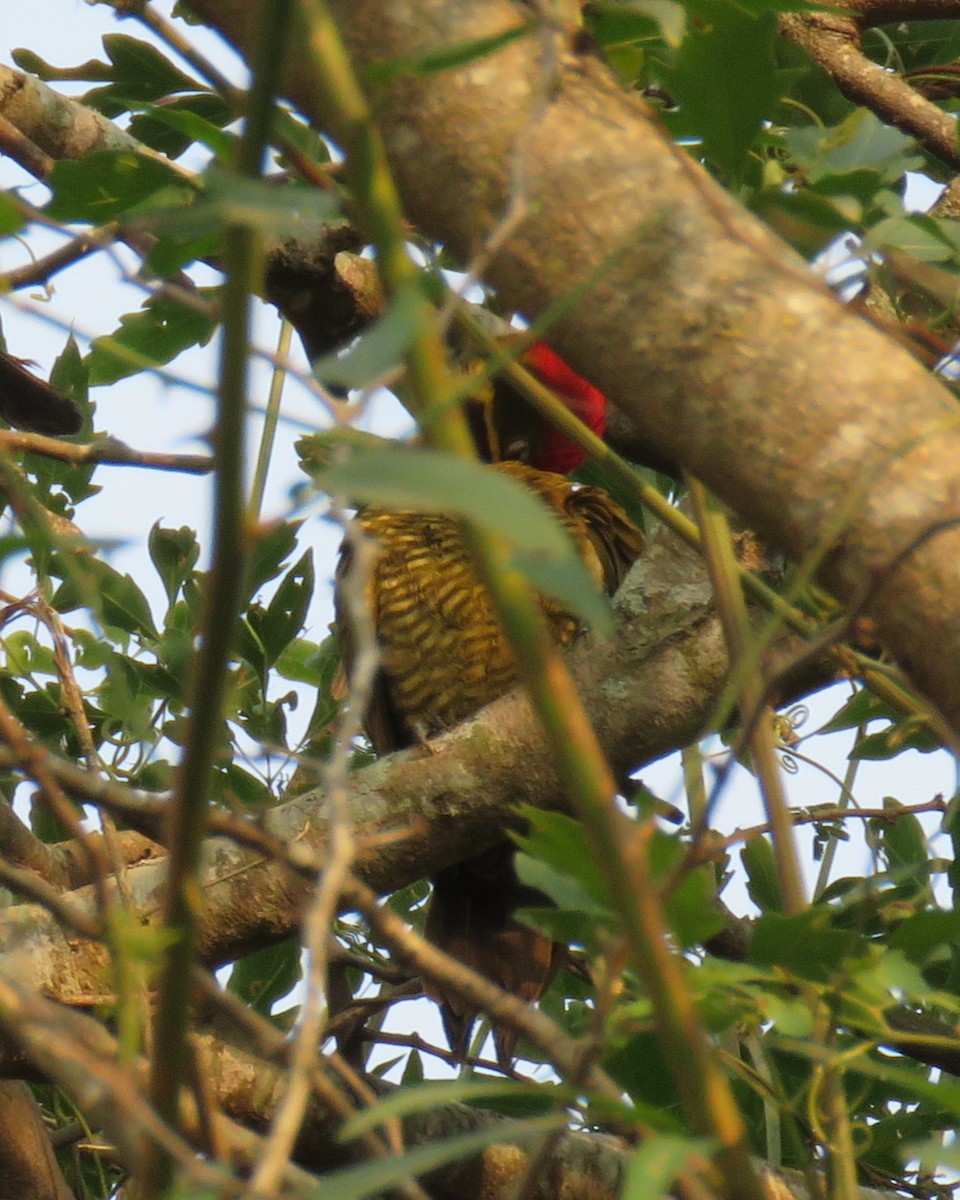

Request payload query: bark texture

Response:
[184,0,960,731]
[0,523,745,1026]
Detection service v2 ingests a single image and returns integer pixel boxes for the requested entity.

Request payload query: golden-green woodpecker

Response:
[337,340,643,1064]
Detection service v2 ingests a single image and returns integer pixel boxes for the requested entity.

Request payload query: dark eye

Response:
[504,437,530,462]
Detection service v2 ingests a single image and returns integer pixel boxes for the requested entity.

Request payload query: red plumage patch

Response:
[521,341,606,475]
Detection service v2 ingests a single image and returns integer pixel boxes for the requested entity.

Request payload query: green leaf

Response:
[202,169,343,232]
[313,289,421,389]
[46,150,195,223]
[145,227,221,278]
[750,910,861,982]
[134,760,175,792]
[400,1048,424,1087]
[666,863,725,950]
[586,5,672,84]
[87,292,217,385]
[156,627,192,699]
[514,852,610,919]
[862,215,958,263]
[101,33,200,103]
[877,19,960,72]
[871,798,929,874]
[73,629,112,671]
[149,523,200,606]
[276,636,327,685]
[850,721,941,759]
[0,193,25,237]
[294,631,344,748]
[272,108,333,170]
[762,993,814,1038]
[127,94,235,160]
[217,762,272,808]
[661,4,779,183]
[341,1079,568,1141]
[51,557,159,641]
[818,687,898,733]
[11,47,112,83]
[3,631,58,678]
[99,653,156,739]
[628,2,686,46]
[785,110,923,187]
[312,448,615,633]
[622,1136,716,1200]
[850,947,928,1007]
[890,908,960,964]
[16,683,72,750]
[246,521,301,597]
[513,810,612,909]
[147,169,342,244]
[510,900,607,949]
[261,551,314,665]
[604,1031,685,1118]
[227,939,301,1017]
[741,836,783,914]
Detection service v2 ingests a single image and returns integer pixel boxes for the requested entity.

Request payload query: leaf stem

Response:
[686,476,807,916]
[144,0,295,1191]
[249,318,292,519]
[300,8,766,1196]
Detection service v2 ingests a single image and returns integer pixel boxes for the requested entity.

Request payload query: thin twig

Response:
[0,858,101,939]
[0,430,213,473]
[687,477,806,915]
[2,224,119,291]
[705,796,947,859]
[246,496,368,1194]
[190,969,423,1189]
[146,0,290,1183]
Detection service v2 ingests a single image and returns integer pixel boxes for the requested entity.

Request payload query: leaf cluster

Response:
[3,5,960,1200]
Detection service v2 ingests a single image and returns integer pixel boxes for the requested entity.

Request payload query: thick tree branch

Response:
[0,65,185,173]
[177,0,960,734]
[779,12,960,168]
[0,63,369,365]
[0,523,804,1020]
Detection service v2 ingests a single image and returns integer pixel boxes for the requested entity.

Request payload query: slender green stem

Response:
[144,1,295,1191]
[809,1005,861,1200]
[300,9,767,1197]
[813,724,864,900]
[249,319,293,519]
[682,744,708,826]
[686,477,807,916]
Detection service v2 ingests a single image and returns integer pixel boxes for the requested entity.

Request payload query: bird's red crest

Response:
[521,341,607,475]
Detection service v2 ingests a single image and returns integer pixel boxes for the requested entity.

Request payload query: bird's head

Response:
[462,339,606,475]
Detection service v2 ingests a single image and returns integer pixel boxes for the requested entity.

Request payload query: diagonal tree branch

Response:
[180,0,960,735]
[0,522,814,1038]
[779,12,960,168]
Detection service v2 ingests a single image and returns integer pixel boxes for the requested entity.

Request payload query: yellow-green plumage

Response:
[338,458,643,1063]
[351,461,643,753]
